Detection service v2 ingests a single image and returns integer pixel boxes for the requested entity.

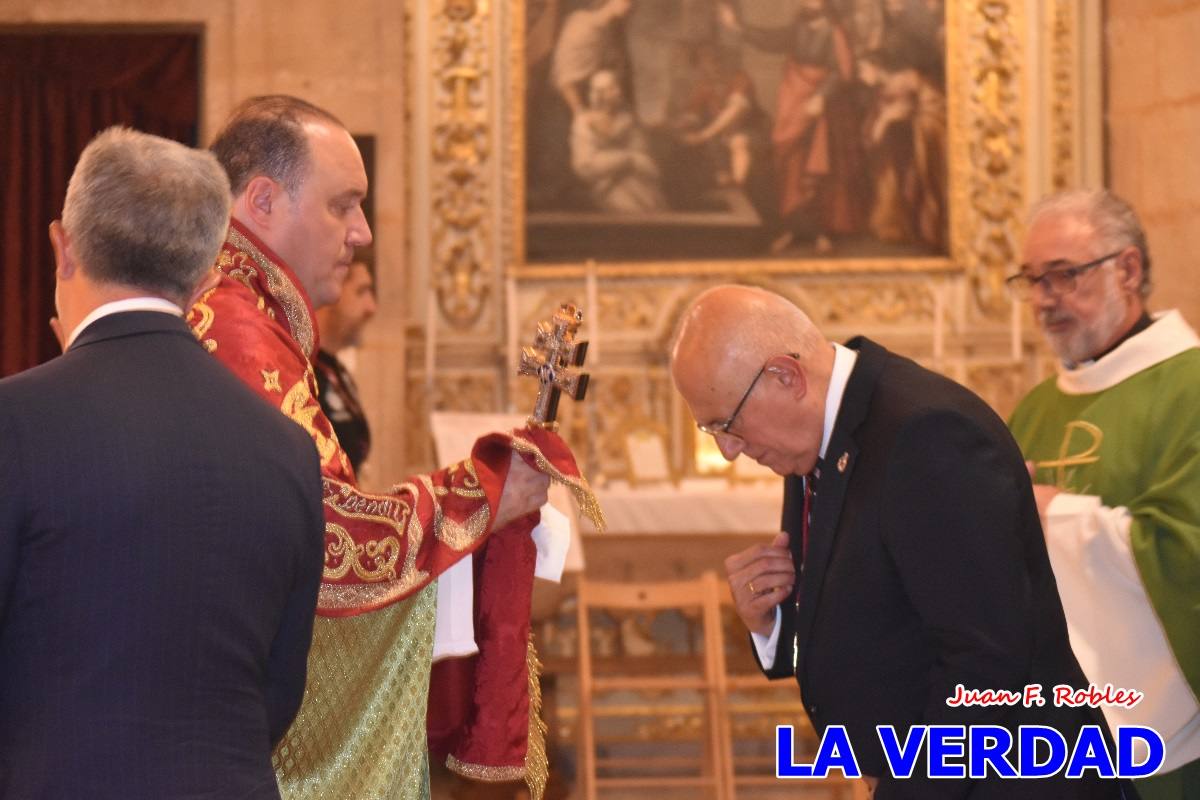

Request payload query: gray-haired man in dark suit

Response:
[0,127,325,799]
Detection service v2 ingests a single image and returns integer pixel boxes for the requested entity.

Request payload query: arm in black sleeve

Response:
[264,437,325,746]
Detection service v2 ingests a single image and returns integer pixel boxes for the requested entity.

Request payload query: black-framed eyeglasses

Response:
[696,353,800,438]
[1004,250,1123,300]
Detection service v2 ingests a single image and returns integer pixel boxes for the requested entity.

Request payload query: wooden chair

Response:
[575,571,731,799]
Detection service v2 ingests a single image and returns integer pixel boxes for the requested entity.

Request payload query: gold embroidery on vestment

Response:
[190,290,216,339]
[320,479,430,597]
[323,480,409,535]
[438,638,549,799]
[227,228,315,358]
[324,523,401,582]
[440,507,490,548]
[280,373,338,465]
[524,635,549,800]
[262,369,282,393]
[445,757,525,783]
[447,459,486,499]
[417,474,491,550]
[188,289,219,353]
[507,437,607,532]
[317,575,432,611]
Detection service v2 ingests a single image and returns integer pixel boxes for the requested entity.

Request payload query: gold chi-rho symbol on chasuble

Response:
[1032,420,1103,492]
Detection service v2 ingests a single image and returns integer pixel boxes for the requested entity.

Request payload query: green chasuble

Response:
[1009,310,1200,795]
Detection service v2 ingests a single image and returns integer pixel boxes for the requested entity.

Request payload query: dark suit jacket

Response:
[0,311,325,800]
[758,337,1125,799]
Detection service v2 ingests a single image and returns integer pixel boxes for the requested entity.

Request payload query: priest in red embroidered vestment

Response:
[190,95,597,800]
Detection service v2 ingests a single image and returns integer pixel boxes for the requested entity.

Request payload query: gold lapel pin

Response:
[837,452,849,473]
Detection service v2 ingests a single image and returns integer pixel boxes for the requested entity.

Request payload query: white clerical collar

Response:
[67,297,184,349]
[1056,309,1200,395]
[820,342,858,460]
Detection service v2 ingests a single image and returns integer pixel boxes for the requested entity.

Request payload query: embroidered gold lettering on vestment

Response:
[322,479,428,595]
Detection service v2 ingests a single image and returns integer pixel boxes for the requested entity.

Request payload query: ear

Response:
[764,353,807,400]
[1115,246,1144,296]
[242,175,283,228]
[48,220,76,279]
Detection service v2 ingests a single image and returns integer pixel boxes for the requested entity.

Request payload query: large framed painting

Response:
[416,0,1064,306]
[410,0,1092,474]
[519,0,953,268]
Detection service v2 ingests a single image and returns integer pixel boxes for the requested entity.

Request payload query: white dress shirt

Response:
[751,341,858,668]
[66,297,184,349]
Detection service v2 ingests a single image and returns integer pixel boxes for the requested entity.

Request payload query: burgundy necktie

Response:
[802,472,813,560]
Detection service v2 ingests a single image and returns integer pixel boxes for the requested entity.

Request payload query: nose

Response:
[349,205,373,247]
[715,433,744,461]
[363,292,378,317]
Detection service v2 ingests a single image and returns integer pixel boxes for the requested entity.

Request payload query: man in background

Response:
[1008,189,1200,798]
[315,256,376,476]
[0,127,324,799]
[673,284,1122,798]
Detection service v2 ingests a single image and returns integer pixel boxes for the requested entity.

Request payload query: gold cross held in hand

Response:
[517,303,590,430]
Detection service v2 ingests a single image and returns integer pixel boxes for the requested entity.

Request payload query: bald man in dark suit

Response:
[671,285,1131,799]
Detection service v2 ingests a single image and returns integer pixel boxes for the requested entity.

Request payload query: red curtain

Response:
[0,32,199,377]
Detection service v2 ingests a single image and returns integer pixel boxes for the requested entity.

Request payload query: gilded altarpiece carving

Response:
[405,0,1096,479]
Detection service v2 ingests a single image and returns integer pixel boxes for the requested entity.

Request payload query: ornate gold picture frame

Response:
[502,0,1009,283]
[416,0,1063,313]
[520,0,951,269]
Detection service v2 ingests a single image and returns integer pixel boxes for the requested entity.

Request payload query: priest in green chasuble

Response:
[1007,189,1200,799]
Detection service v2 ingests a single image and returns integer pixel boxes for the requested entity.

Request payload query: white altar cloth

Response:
[582,478,784,534]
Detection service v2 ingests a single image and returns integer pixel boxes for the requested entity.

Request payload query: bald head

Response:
[671,286,832,475]
[671,285,826,398]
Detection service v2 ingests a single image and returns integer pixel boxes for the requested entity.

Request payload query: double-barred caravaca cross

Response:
[518,303,590,429]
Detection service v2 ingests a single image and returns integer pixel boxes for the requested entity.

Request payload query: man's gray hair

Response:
[61,127,231,304]
[1028,188,1152,298]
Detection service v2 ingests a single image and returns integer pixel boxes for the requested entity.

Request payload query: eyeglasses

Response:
[696,353,799,438]
[1004,250,1123,300]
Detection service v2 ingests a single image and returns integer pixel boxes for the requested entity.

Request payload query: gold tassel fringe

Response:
[508,436,607,533]
[524,634,549,800]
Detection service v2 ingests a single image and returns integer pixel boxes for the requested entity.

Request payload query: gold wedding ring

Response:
[747,580,757,595]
